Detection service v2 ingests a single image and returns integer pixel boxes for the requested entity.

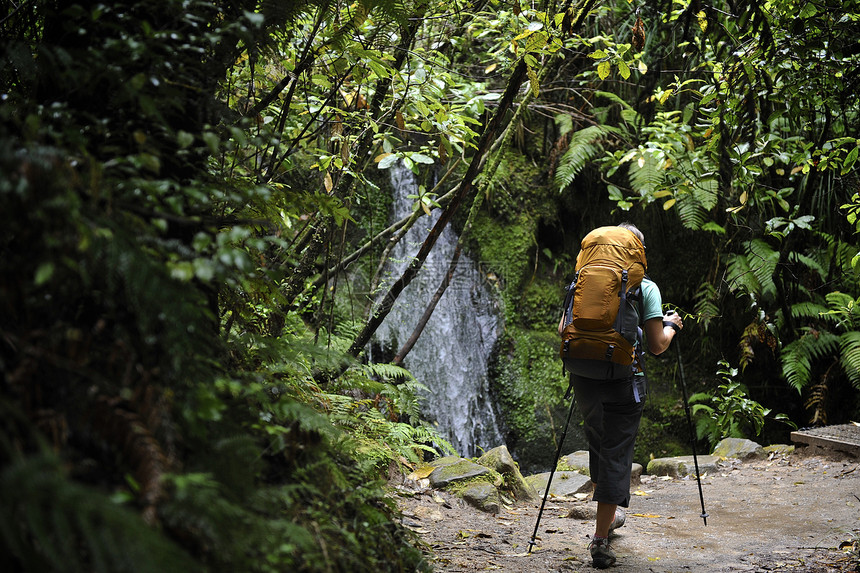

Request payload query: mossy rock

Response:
[646,455,719,478]
[711,438,765,460]
[525,471,591,497]
[560,451,590,475]
[460,482,501,514]
[429,459,491,488]
[477,445,538,502]
[763,444,795,456]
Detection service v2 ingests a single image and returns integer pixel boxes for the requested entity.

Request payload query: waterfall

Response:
[374,165,504,458]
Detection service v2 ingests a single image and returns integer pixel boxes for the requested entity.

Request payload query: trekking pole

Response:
[675,342,709,525]
[527,382,578,554]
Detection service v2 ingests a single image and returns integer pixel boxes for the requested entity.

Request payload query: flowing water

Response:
[374,165,504,457]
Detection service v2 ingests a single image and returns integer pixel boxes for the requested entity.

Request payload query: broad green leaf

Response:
[597,60,611,80]
[410,153,434,164]
[843,145,859,174]
[35,262,54,286]
[377,154,398,169]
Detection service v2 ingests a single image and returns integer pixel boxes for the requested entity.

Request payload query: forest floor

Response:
[395,447,860,572]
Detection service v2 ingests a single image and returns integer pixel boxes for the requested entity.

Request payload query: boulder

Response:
[566,504,597,520]
[525,471,592,497]
[428,458,491,488]
[562,450,643,485]
[646,455,719,478]
[711,437,765,460]
[477,445,538,502]
[763,444,795,456]
[428,455,463,468]
[460,482,500,514]
[561,451,591,475]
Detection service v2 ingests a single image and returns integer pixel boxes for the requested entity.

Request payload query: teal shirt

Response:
[639,277,663,323]
[633,277,663,374]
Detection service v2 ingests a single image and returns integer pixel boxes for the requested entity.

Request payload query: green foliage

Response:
[690,361,794,447]
[554,124,619,191]
[781,293,860,392]
[0,451,197,573]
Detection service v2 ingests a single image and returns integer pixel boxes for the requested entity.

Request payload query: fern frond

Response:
[781,329,840,391]
[554,113,574,137]
[693,280,720,332]
[364,361,416,384]
[790,301,830,323]
[789,251,827,284]
[781,337,813,392]
[627,150,664,196]
[725,253,762,296]
[839,331,860,389]
[675,174,718,230]
[555,125,619,191]
[745,239,779,299]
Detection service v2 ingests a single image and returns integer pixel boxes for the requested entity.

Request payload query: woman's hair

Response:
[617,222,645,246]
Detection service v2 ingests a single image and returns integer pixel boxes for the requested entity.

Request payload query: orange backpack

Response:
[559,226,647,379]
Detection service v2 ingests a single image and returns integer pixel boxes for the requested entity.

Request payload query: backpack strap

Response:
[562,275,578,330]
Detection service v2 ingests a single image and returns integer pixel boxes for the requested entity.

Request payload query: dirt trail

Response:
[396,450,860,572]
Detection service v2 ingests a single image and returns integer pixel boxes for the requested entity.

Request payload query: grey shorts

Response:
[571,373,646,507]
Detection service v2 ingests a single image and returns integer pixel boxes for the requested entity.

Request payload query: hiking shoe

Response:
[588,537,616,569]
[609,507,626,531]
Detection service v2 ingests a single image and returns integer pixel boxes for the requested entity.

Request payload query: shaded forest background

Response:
[2,0,860,570]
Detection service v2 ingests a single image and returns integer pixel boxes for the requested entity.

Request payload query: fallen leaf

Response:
[631,513,662,518]
[406,466,436,480]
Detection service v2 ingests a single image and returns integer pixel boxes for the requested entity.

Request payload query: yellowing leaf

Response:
[485,63,498,74]
[421,201,432,217]
[790,165,804,175]
[631,513,663,518]
[374,152,393,163]
[633,490,650,496]
[324,172,333,192]
[406,466,436,480]
[739,190,748,204]
[618,59,631,80]
[659,88,674,104]
[638,60,648,74]
[663,198,676,210]
[527,67,540,97]
[637,156,646,168]
[597,60,611,80]
[653,190,673,198]
[697,10,707,32]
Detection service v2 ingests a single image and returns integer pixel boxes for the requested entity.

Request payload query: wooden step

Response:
[791,423,860,456]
